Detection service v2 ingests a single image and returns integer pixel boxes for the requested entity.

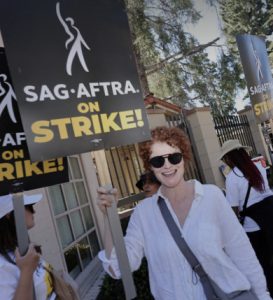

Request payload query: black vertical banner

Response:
[0,48,68,196]
[236,34,273,123]
[0,0,150,162]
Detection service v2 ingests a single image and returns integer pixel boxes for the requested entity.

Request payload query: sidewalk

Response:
[82,270,105,300]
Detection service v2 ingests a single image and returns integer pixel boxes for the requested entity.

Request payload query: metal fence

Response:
[105,144,143,201]
[213,114,258,157]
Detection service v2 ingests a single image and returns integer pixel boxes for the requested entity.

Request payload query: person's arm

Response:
[12,244,40,300]
[97,186,145,278]
[217,190,271,300]
[97,186,117,276]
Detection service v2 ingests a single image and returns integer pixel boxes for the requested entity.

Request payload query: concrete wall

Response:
[238,107,271,163]
[186,108,225,188]
[146,108,168,128]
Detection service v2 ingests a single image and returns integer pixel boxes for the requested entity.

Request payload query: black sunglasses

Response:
[149,152,183,168]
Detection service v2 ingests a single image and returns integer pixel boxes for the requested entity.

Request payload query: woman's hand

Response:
[15,243,40,274]
[97,186,118,214]
[12,244,40,300]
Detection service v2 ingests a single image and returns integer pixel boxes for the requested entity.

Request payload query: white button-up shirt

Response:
[226,162,273,232]
[99,180,271,300]
[0,254,56,300]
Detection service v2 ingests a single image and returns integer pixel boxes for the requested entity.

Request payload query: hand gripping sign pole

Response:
[105,185,137,300]
[12,181,36,300]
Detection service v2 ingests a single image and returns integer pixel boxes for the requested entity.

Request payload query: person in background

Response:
[219,139,273,297]
[0,193,56,300]
[97,126,271,300]
[136,171,161,197]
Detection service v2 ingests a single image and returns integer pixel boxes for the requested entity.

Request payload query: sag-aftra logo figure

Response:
[0,74,17,123]
[56,2,91,76]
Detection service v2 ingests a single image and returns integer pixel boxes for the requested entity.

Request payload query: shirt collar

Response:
[156,179,204,202]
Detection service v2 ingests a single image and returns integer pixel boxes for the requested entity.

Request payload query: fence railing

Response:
[105,144,143,200]
[214,115,258,157]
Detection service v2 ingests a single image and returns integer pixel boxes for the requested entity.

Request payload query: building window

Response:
[47,155,100,279]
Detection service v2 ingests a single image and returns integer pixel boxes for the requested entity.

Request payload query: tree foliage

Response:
[219,0,273,91]
[220,0,273,52]
[125,0,242,116]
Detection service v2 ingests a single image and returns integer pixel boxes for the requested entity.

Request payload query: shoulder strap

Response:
[157,196,217,299]
[1,252,16,265]
[240,183,251,225]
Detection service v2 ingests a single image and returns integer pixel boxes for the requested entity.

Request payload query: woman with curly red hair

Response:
[219,139,273,296]
[97,127,271,300]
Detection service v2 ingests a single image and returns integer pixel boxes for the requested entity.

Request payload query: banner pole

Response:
[261,122,273,165]
[267,145,273,166]
[12,182,36,300]
[12,192,29,255]
[105,186,137,299]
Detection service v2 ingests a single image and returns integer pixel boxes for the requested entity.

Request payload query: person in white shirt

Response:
[219,139,273,297]
[97,126,271,300]
[0,193,56,300]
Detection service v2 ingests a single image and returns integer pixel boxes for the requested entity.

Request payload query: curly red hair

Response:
[139,126,192,170]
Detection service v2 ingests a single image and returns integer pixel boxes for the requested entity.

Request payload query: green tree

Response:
[189,51,242,116]
[220,0,273,53]
[219,0,273,87]
[125,0,240,116]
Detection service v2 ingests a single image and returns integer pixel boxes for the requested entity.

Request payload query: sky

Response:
[186,0,247,111]
[185,0,222,61]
